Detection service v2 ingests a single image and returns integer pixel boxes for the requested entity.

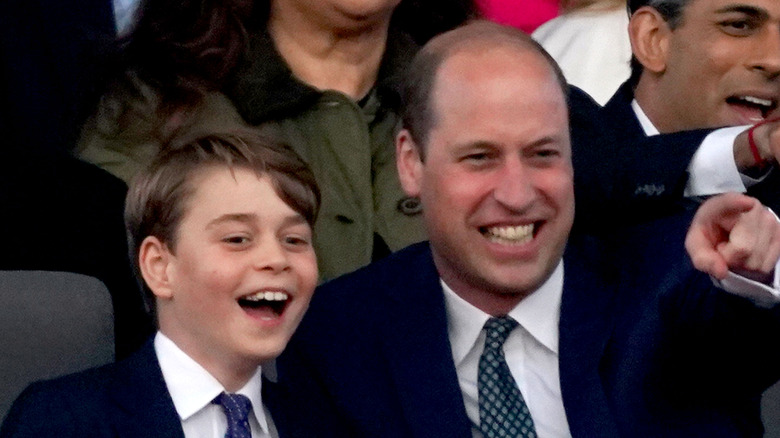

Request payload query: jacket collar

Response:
[379,243,474,437]
[558,234,621,437]
[107,340,185,438]
[225,26,417,125]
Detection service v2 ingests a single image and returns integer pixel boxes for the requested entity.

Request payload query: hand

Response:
[685,193,780,283]
[733,117,780,171]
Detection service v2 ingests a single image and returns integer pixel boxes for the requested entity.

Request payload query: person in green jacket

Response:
[77,0,478,281]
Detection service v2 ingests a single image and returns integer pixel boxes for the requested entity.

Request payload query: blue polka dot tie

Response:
[478,316,537,438]
[213,392,253,438]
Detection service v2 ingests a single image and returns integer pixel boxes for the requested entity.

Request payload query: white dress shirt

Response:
[630,99,767,196]
[444,262,572,438]
[154,333,274,438]
[112,0,141,37]
[444,245,780,438]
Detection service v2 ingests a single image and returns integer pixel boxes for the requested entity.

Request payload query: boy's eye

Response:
[223,235,251,245]
[285,236,310,246]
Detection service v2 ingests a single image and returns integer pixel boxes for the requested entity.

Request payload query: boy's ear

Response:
[629,6,672,75]
[396,129,424,198]
[139,236,174,300]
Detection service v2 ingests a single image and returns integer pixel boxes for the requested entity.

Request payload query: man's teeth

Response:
[485,224,534,244]
[741,96,773,109]
[242,291,289,302]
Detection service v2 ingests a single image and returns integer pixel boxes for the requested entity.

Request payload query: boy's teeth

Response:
[485,224,534,243]
[243,291,289,302]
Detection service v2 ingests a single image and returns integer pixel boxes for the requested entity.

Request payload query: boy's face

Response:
[148,166,317,383]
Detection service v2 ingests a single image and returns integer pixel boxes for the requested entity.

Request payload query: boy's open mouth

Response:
[237,291,290,319]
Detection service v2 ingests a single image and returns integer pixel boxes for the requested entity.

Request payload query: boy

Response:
[0,130,320,438]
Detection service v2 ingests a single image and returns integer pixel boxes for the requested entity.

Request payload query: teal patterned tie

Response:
[478,316,537,438]
[213,392,253,438]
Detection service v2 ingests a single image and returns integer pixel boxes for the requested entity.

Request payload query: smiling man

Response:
[278,21,780,437]
[604,0,780,204]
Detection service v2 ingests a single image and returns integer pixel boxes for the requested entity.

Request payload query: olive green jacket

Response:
[77,29,426,281]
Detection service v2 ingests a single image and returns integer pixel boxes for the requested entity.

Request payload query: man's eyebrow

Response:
[451,140,499,153]
[206,213,256,229]
[715,4,769,19]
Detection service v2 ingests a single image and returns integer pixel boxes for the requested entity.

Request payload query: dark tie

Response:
[213,392,253,438]
[478,316,537,438]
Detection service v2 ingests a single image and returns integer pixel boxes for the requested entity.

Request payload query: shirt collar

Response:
[443,261,564,367]
[631,99,660,136]
[154,332,270,434]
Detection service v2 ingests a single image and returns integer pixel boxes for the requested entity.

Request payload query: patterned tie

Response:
[478,316,537,438]
[213,392,253,438]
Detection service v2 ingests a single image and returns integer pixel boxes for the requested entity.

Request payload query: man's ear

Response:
[629,6,672,74]
[139,236,174,300]
[396,129,424,197]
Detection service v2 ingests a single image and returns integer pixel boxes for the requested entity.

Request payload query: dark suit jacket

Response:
[279,216,780,437]
[0,340,302,438]
[601,82,780,213]
[568,86,712,230]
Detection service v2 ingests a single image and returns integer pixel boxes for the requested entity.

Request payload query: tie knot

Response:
[483,316,518,350]
[213,392,252,438]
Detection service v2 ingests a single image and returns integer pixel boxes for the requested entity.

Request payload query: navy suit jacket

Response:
[279,215,780,437]
[601,82,780,213]
[0,340,302,438]
[568,86,712,230]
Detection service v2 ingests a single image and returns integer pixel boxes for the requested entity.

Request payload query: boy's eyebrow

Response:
[206,213,257,229]
[205,212,309,229]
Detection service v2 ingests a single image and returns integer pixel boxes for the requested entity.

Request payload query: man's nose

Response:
[492,159,537,211]
[750,25,780,80]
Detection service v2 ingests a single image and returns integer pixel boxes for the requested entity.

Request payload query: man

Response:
[602,0,780,209]
[278,22,780,437]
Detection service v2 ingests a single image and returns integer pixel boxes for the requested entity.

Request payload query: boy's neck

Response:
[158,328,260,393]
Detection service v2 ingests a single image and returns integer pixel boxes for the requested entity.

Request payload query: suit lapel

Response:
[107,341,185,438]
[602,82,646,137]
[558,237,620,437]
[379,245,473,438]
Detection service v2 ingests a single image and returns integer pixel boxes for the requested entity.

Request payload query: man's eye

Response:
[535,149,560,158]
[461,152,496,164]
[720,19,756,35]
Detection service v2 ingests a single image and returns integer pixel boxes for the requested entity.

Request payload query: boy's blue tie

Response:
[213,392,253,438]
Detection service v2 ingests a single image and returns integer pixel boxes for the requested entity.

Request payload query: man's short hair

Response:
[125,130,320,316]
[400,20,569,156]
[628,0,691,84]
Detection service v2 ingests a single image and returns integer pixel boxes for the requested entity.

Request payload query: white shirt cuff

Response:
[712,207,780,308]
[685,126,750,197]
[714,268,780,308]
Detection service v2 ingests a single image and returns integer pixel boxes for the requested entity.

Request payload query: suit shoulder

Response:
[0,363,117,437]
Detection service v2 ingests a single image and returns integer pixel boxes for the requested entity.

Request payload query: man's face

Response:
[649,0,780,131]
[397,45,574,316]
[150,166,317,381]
